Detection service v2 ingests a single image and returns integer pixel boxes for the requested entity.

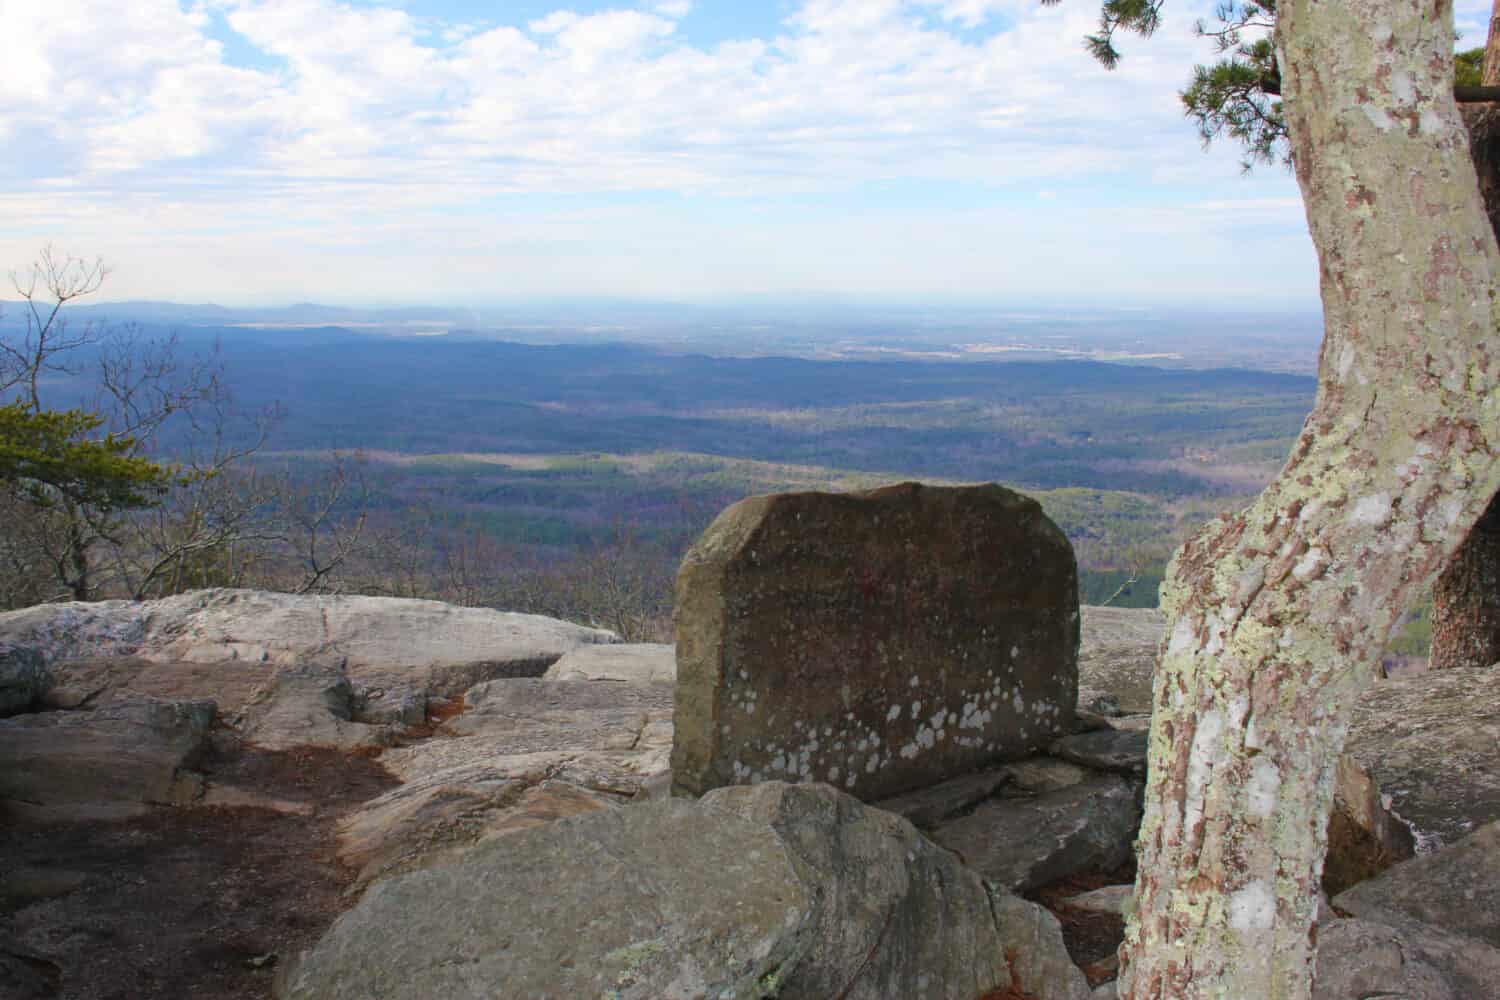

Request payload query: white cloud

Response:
[2,0,1216,191]
[648,0,693,19]
[0,0,1323,303]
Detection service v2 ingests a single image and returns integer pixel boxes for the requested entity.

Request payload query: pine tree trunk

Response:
[1117,2,1500,996]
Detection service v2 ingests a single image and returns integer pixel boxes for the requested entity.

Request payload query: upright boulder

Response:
[673,482,1078,800]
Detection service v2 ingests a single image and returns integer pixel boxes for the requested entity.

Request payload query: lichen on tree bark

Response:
[1117,1,1500,997]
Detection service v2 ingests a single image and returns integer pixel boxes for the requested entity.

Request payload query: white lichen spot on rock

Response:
[886,704,901,722]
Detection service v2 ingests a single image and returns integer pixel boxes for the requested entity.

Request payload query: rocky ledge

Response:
[0,595,1495,1000]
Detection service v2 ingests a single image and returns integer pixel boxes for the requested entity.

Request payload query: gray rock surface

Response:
[927,773,1141,891]
[1063,884,1133,916]
[874,757,1091,829]
[337,678,674,886]
[1343,664,1500,848]
[543,642,675,683]
[235,661,390,751]
[1076,605,1163,716]
[42,656,271,714]
[987,890,1095,1000]
[0,589,617,749]
[1050,727,1148,774]
[1334,821,1500,949]
[1313,915,1500,1000]
[0,698,212,821]
[284,782,1090,1000]
[0,644,47,717]
[0,589,615,671]
[674,482,1079,801]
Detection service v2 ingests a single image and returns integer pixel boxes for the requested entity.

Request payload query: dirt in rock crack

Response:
[0,741,398,1000]
[1027,860,1137,989]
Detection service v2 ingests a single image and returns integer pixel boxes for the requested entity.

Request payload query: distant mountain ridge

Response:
[0,299,477,327]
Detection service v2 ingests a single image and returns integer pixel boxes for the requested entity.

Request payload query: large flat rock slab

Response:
[543,643,675,683]
[0,590,619,747]
[673,482,1079,800]
[1343,664,1500,848]
[42,656,272,715]
[0,588,615,675]
[284,782,1091,1000]
[340,678,675,885]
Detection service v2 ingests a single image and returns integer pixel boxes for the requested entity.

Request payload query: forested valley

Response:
[10,296,1433,656]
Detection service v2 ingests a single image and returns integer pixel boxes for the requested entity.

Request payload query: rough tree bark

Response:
[1117,1,1500,997]
[1431,491,1500,669]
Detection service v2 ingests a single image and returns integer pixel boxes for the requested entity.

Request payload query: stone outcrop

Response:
[282,782,1091,1000]
[1343,664,1500,848]
[673,482,1079,800]
[336,678,674,887]
[873,755,1141,895]
[0,587,614,678]
[235,661,391,752]
[0,697,212,821]
[41,656,271,714]
[1313,916,1500,1000]
[0,589,617,752]
[543,642,675,683]
[1334,821,1500,949]
[1050,727,1149,775]
[925,773,1140,892]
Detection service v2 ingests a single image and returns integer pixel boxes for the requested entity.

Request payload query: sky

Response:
[1,0,1493,308]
